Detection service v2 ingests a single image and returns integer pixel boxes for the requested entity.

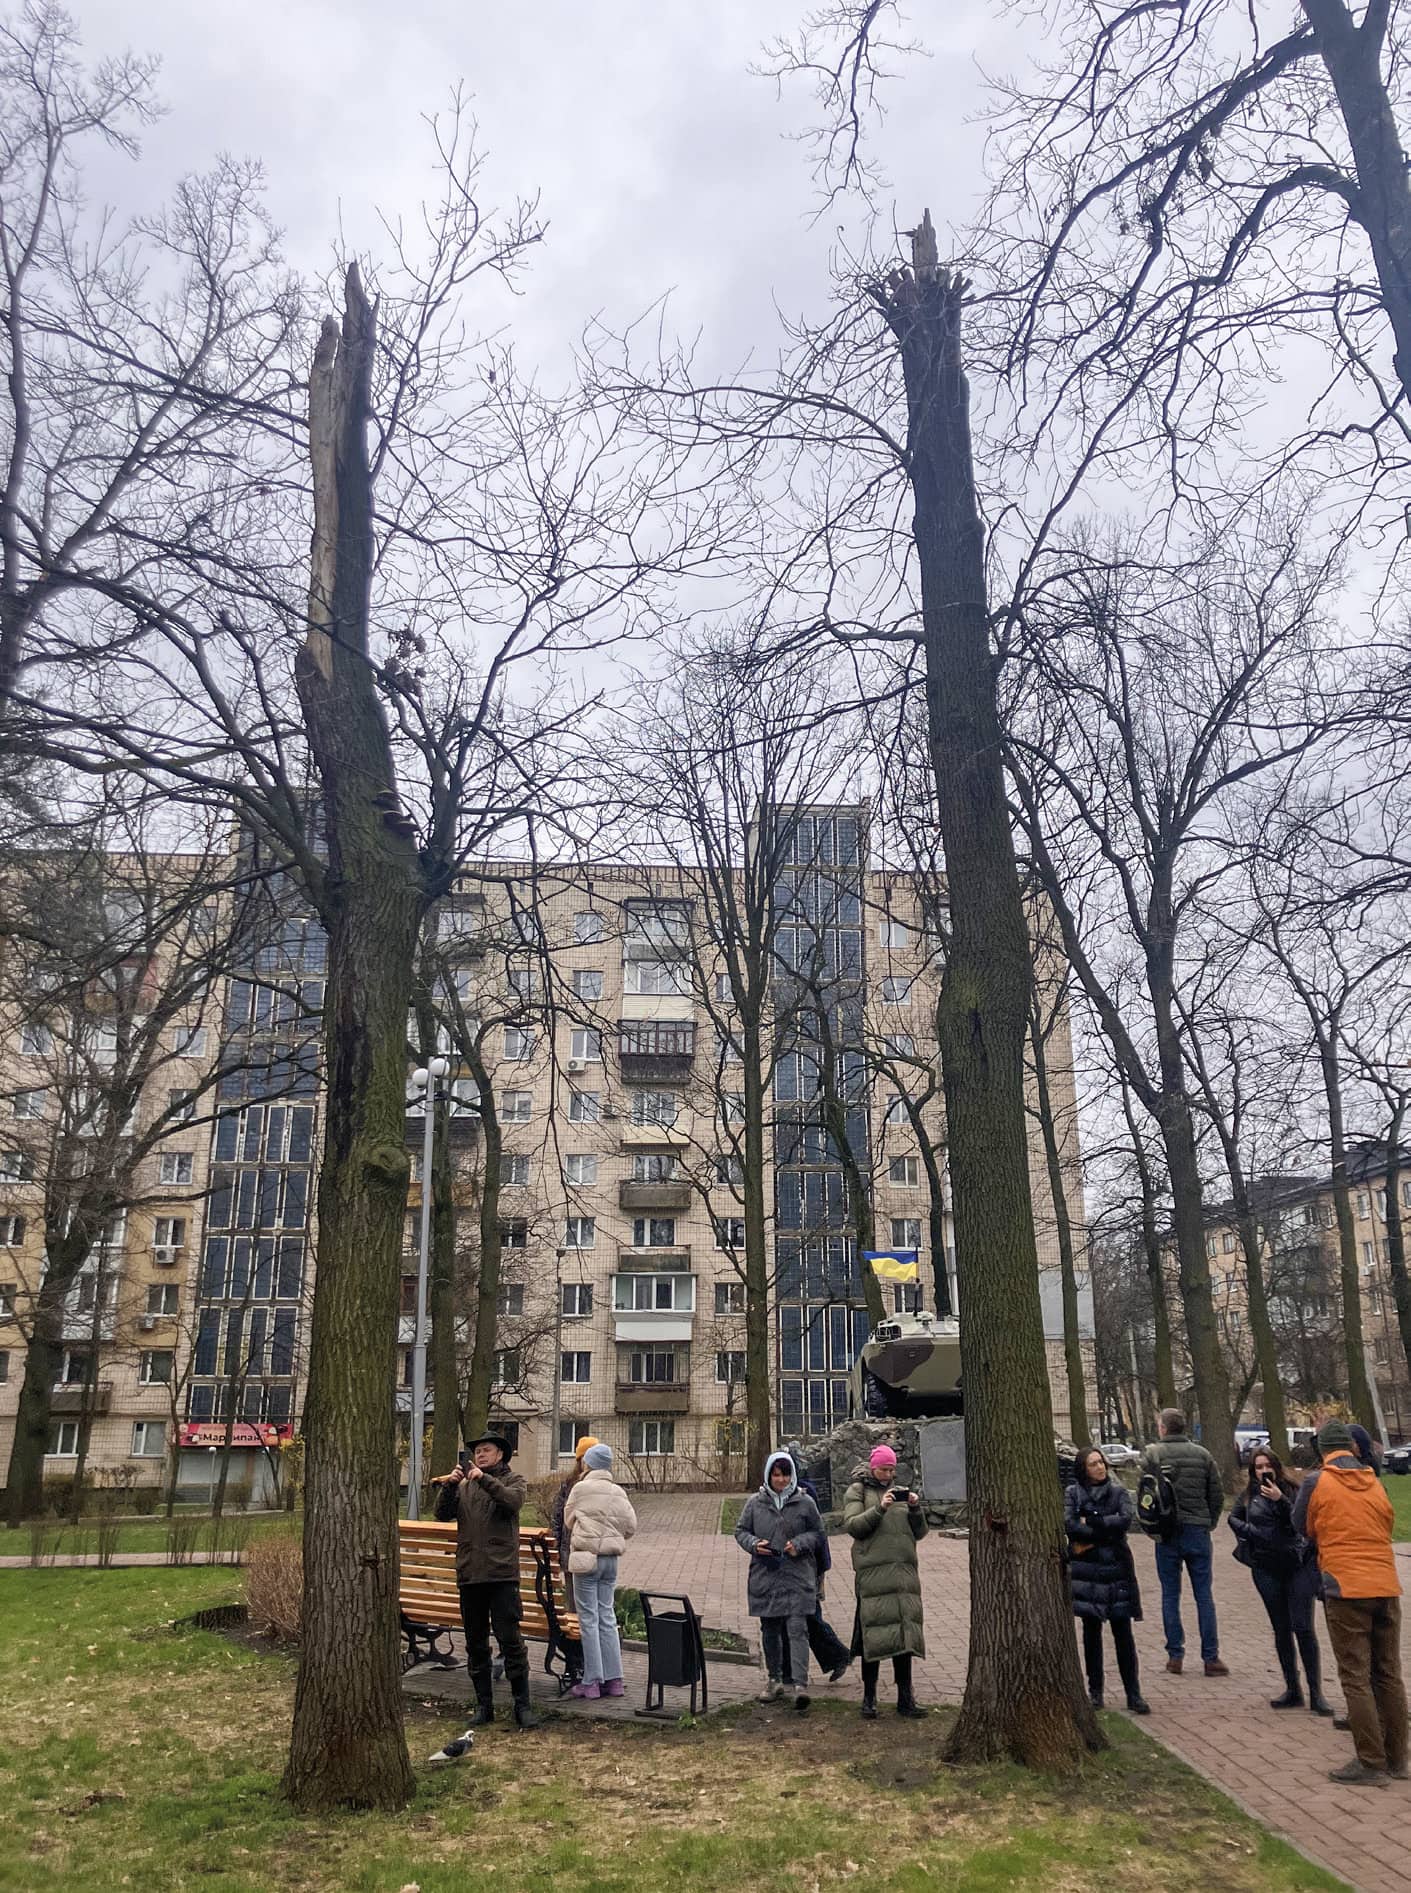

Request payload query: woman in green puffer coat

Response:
[843,1442,928,1720]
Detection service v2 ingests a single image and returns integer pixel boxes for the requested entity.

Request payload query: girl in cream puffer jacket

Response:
[562,1445,638,1698]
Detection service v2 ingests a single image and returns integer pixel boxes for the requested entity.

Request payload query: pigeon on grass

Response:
[426,1729,475,1764]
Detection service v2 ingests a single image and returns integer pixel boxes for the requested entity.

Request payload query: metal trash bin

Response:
[636,1591,708,1717]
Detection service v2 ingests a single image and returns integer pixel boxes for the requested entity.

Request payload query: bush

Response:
[524,1472,564,1532]
[207,1513,252,1563]
[131,1485,160,1516]
[166,1515,202,1566]
[42,1475,77,1517]
[244,1533,302,1640]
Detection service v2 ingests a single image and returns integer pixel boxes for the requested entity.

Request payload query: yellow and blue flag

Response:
[865,1249,919,1283]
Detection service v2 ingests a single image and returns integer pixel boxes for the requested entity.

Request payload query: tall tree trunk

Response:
[1383,1107,1411,1401]
[461,1048,503,1441]
[281,270,421,1814]
[877,229,1098,1766]
[5,1230,91,1524]
[1028,1004,1089,1448]
[1123,1086,1177,1410]
[427,1090,460,1474]
[1319,1035,1375,1429]
[741,1022,773,1481]
[904,1098,952,1316]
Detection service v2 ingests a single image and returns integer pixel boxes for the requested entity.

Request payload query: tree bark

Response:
[1382,1107,1411,1402]
[1320,1034,1375,1429]
[5,1228,93,1524]
[461,1041,503,1442]
[280,270,420,1813]
[904,1095,952,1316]
[876,231,1098,1766]
[1028,1002,1090,1448]
[741,1019,774,1481]
[427,1087,461,1473]
[1122,1084,1177,1412]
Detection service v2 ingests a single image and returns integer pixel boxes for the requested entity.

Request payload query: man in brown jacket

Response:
[433,1432,540,1729]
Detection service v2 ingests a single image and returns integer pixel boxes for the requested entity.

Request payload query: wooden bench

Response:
[398,1519,583,1693]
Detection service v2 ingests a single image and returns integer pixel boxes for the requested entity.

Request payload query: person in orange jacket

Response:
[1292,1419,1407,1786]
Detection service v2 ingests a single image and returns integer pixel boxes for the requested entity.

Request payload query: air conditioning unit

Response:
[152,1246,182,1269]
[600,1106,618,1120]
[567,1058,587,1073]
[138,1313,157,1331]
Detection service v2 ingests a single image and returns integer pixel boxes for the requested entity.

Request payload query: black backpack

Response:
[1136,1453,1179,1539]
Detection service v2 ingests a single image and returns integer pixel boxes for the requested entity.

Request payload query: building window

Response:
[561,1350,592,1384]
[497,1283,525,1317]
[624,959,690,996]
[139,1350,174,1385]
[47,1420,79,1457]
[131,1421,165,1457]
[884,1034,916,1060]
[715,1418,746,1455]
[714,972,732,1003]
[569,1028,602,1064]
[880,976,911,1004]
[0,1350,7,1381]
[562,1281,594,1318]
[613,1273,694,1313]
[500,1220,528,1250]
[1206,1235,1217,1259]
[630,1090,678,1128]
[19,1022,51,1056]
[629,1418,675,1457]
[879,921,910,949]
[632,1152,678,1182]
[11,1089,46,1120]
[154,1216,186,1251]
[58,1349,92,1385]
[1357,1191,1370,1218]
[890,1218,921,1249]
[892,1283,921,1314]
[558,1416,591,1457]
[715,1155,743,1185]
[159,1152,194,1186]
[0,1283,15,1318]
[565,1216,596,1249]
[1402,1179,1411,1209]
[632,1216,676,1248]
[715,1217,746,1248]
[492,1348,521,1385]
[500,1091,532,1124]
[564,1153,598,1186]
[146,1284,179,1317]
[574,912,606,945]
[628,1348,680,1384]
[168,1089,195,1126]
[0,1215,24,1247]
[715,1350,746,1383]
[174,1025,208,1058]
[1220,1230,1235,1253]
[500,1153,530,1187]
[488,1418,521,1455]
[1363,1240,1376,1267]
[0,1151,34,1182]
[716,1033,743,1065]
[507,964,536,1001]
[573,969,604,1001]
[568,1090,600,1123]
[503,1025,535,1061]
[715,1280,745,1315]
[884,1095,907,1126]
[889,1157,918,1186]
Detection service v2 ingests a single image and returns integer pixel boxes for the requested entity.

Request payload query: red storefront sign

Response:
[178,1422,293,1450]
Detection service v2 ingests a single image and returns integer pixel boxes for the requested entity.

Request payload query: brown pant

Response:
[1323,1595,1408,1773]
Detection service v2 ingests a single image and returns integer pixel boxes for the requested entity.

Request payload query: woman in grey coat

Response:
[734,1450,825,1711]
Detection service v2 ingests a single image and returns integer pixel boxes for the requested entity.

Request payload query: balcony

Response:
[618,1021,695,1082]
[403,1108,479,1149]
[615,1381,691,1414]
[50,1384,113,1415]
[619,1178,693,1213]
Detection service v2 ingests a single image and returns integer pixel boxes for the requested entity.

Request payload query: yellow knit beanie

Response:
[574,1435,600,1462]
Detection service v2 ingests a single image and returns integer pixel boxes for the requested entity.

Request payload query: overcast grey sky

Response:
[72,2,1008,379]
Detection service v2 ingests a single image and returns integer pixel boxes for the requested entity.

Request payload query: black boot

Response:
[861,1659,879,1720]
[511,1686,541,1731]
[894,1656,926,1719]
[470,1696,496,1727]
[1125,1693,1150,1715]
[1309,1691,1334,1717]
[1089,1687,1104,1711]
[1269,1686,1303,1710]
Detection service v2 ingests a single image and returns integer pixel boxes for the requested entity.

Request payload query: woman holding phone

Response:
[1065,1445,1148,1714]
[1229,1446,1331,1715]
[842,1443,928,1721]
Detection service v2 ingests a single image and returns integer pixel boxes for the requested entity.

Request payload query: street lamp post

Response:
[407,1055,449,1519]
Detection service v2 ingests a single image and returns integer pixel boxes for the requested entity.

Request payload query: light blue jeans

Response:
[574,1554,622,1685]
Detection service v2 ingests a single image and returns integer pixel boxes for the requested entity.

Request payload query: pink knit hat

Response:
[869,1444,897,1473]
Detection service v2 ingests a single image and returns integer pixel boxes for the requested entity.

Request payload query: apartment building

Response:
[1197,1144,1411,1438]
[0,811,1094,1500]
[0,857,226,1495]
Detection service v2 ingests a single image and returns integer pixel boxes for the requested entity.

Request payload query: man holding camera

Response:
[432,1432,540,1730]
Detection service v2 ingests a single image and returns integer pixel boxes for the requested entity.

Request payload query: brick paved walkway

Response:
[409,1504,1411,1893]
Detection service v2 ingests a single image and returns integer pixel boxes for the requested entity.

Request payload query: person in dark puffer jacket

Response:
[1229,1446,1330,1716]
[1064,1446,1149,1715]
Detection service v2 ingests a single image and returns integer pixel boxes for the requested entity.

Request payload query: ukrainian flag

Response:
[865,1249,919,1283]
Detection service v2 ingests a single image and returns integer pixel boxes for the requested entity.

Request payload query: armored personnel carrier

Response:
[852,1309,962,1419]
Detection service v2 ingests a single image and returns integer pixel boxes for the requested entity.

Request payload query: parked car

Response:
[1096,1440,1140,1468]
[1235,1428,1271,1467]
[1384,1444,1411,1476]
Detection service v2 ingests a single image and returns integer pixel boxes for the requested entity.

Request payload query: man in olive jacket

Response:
[1146,1408,1228,1678]
[433,1432,540,1729]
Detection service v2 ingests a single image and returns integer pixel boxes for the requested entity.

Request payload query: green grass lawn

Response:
[3,1510,297,1559]
[0,1566,1349,1893]
[719,1495,744,1535]
[1385,1471,1411,1542]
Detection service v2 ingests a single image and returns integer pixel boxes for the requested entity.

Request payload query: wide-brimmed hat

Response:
[464,1432,514,1461]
